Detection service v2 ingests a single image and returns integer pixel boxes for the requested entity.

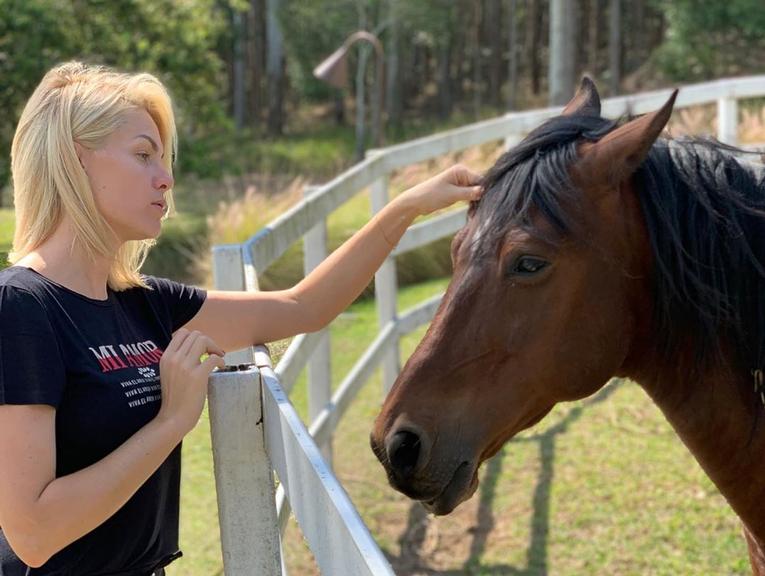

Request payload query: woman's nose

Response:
[154,168,174,191]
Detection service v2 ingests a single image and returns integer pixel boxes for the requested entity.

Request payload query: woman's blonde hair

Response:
[10,61,177,290]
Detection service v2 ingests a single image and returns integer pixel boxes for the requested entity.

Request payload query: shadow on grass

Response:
[385,379,624,575]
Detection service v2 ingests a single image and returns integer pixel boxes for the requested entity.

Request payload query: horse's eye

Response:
[509,256,549,276]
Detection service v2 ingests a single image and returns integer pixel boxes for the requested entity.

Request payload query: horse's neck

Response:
[630,354,765,540]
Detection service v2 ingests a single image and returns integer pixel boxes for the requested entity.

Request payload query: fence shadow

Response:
[385,379,623,575]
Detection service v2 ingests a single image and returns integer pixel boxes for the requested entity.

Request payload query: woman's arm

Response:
[0,330,224,567]
[0,404,183,567]
[185,165,482,350]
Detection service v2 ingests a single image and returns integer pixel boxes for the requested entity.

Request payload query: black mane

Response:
[477,113,765,372]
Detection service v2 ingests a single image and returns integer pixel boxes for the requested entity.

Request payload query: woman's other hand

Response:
[156,328,225,436]
[400,164,483,217]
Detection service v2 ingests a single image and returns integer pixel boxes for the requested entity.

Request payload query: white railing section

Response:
[208,353,395,576]
[209,75,765,574]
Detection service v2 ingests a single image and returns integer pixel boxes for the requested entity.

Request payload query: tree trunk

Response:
[232,9,246,130]
[587,0,599,76]
[354,3,368,159]
[333,90,346,126]
[386,0,402,125]
[488,0,503,108]
[247,0,264,131]
[549,0,578,105]
[451,3,466,104]
[609,0,621,95]
[527,0,542,95]
[437,41,453,119]
[266,0,284,136]
[472,0,482,118]
[507,0,519,110]
[628,0,645,71]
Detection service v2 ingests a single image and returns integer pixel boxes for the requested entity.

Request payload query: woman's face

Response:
[76,108,173,244]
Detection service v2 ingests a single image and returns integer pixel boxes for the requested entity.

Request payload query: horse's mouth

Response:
[422,461,479,515]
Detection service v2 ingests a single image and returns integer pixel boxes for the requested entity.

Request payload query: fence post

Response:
[369,172,400,394]
[208,367,281,575]
[211,245,289,573]
[212,244,255,365]
[303,185,333,463]
[717,96,738,146]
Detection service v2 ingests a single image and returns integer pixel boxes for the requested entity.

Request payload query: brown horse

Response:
[370,78,765,573]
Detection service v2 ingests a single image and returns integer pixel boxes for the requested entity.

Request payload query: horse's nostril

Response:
[387,430,422,476]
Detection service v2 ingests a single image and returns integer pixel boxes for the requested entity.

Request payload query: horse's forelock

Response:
[473,114,618,257]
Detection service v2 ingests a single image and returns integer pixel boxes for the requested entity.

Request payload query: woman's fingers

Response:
[206,341,225,358]
[405,163,484,216]
[165,327,191,355]
[176,330,202,360]
[200,354,226,374]
[187,335,224,367]
[447,183,484,203]
[164,329,225,371]
[449,164,483,186]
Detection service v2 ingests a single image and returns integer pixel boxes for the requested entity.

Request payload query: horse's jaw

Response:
[422,462,480,516]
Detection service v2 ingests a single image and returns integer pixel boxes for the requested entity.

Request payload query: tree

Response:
[507,0,519,110]
[608,0,621,95]
[0,0,232,191]
[0,0,77,199]
[549,0,578,105]
[266,0,285,136]
[653,0,765,81]
[232,7,247,129]
[525,0,543,96]
[385,0,402,125]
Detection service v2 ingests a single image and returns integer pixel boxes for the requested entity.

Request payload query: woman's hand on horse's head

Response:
[403,164,484,216]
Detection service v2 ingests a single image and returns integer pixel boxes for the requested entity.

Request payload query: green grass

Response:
[168,278,747,576]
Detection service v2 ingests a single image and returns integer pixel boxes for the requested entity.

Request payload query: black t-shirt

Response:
[0,266,206,576]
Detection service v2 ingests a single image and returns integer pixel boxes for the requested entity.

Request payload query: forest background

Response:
[1,0,764,287]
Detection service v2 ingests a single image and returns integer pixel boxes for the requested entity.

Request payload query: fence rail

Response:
[208,355,395,576]
[210,75,765,574]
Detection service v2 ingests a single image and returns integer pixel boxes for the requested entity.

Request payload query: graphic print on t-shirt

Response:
[88,339,165,408]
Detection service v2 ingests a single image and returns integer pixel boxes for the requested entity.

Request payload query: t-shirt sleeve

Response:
[143,276,207,332]
[0,286,66,407]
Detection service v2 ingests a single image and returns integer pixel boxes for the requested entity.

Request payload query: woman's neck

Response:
[15,219,117,300]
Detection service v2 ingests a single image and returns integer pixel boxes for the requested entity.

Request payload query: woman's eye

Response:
[509,256,549,276]
[137,152,151,162]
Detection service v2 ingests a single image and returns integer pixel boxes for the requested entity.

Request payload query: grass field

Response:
[168,277,748,576]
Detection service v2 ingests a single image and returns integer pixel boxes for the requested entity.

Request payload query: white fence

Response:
[208,75,765,575]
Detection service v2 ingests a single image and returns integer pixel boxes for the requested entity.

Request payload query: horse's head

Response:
[371,79,678,515]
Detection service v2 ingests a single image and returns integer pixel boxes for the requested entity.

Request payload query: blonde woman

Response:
[0,61,482,575]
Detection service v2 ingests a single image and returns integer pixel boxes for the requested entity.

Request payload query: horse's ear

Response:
[561,76,601,117]
[575,89,678,185]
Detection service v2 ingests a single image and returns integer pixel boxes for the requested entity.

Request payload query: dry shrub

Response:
[206,178,306,245]
[740,106,765,145]
[200,143,507,291]
[666,105,716,138]
[194,178,306,286]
